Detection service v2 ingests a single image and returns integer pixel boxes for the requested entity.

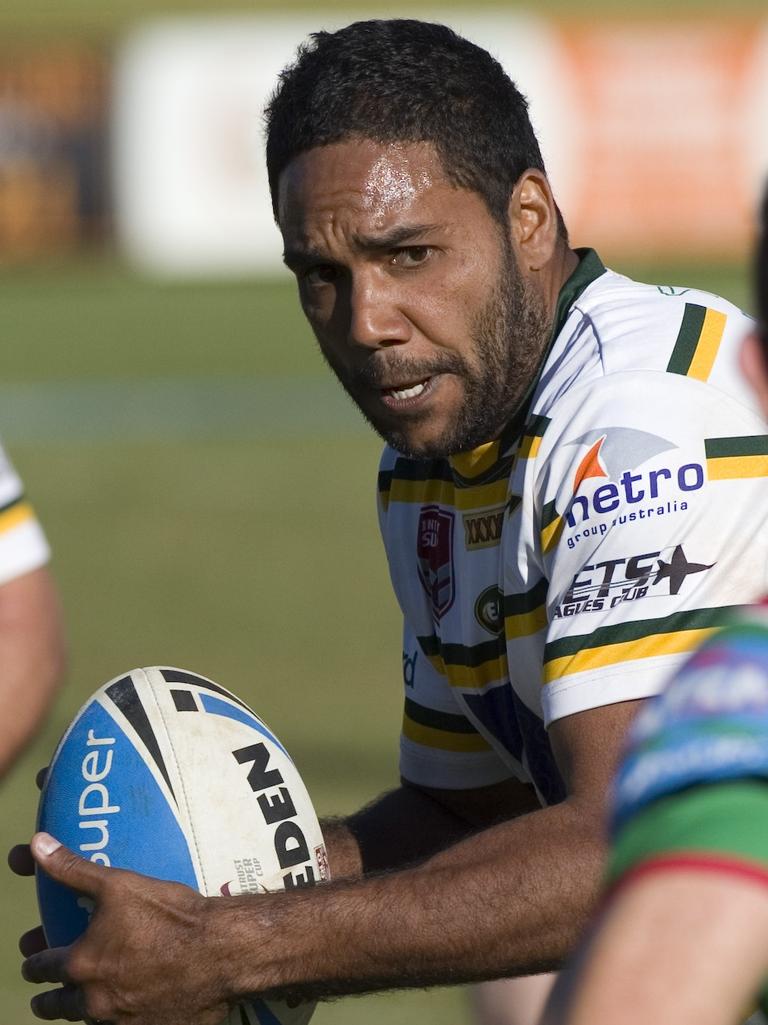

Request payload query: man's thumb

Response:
[31,832,103,897]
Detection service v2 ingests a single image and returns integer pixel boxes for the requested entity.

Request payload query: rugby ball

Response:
[36,666,329,1025]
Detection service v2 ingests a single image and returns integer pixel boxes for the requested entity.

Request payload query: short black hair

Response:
[758,186,768,354]
[265,18,564,233]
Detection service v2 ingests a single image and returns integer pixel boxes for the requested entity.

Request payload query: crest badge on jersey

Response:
[417,505,455,620]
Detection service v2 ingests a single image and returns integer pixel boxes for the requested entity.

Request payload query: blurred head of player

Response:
[741,188,768,416]
[266,19,571,459]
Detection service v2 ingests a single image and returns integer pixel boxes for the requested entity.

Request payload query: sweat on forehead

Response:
[277,140,459,237]
[361,149,435,212]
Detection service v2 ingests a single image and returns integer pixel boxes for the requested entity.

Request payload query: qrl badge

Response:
[417,505,455,620]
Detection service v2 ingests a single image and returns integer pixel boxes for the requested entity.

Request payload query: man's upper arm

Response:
[549,700,644,808]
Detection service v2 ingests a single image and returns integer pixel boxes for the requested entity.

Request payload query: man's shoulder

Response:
[530,268,760,453]
[569,267,752,377]
[577,265,748,330]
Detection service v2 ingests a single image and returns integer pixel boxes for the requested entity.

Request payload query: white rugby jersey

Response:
[378,249,766,805]
[0,442,50,585]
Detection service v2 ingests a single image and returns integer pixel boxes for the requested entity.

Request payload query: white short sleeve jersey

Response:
[0,442,50,585]
[379,249,765,805]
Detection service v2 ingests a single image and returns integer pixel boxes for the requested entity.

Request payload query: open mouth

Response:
[380,376,436,407]
[384,380,429,400]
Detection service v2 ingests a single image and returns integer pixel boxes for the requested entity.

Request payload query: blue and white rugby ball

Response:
[36,666,329,1025]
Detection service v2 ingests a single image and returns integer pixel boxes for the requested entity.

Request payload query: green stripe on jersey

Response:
[544,605,735,664]
[388,459,454,484]
[705,436,768,458]
[608,781,768,884]
[666,303,707,375]
[523,414,551,439]
[418,633,503,669]
[403,697,481,735]
[504,578,549,616]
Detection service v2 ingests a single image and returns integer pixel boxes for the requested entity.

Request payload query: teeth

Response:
[390,381,427,400]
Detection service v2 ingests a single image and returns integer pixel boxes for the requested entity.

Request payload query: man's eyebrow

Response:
[282,223,441,269]
[282,246,325,270]
[352,223,441,251]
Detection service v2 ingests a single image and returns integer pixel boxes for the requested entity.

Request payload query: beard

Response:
[322,247,552,460]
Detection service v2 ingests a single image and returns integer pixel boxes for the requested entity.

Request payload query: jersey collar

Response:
[448,248,606,480]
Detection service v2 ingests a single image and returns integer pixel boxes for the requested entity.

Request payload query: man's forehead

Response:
[277,139,448,231]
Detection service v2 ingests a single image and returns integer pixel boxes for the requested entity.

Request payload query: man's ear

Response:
[739,329,768,420]
[507,170,559,273]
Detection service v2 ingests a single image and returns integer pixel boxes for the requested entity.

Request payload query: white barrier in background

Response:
[112,12,570,276]
[113,12,768,276]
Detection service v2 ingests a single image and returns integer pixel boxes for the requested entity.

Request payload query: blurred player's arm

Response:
[543,862,768,1025]
[0,566,66,778]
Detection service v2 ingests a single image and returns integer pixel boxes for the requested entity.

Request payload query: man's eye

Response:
[304,265,338,286]
[391,246,432,268]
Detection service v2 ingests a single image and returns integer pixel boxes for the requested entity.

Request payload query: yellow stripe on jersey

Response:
[517,433,542,460]
[424,650,509,690]
[707,455,768,479]
[667,304,727,380]
[518,414,551,461]
[504,578,548,640]
[402,714,492,753]
[688,308,727,381]
[0,500,35,535]
[539,499,566,553]
[505,605,547,640]
[705,436,768,480]
[418,634,509,691]
[542,607,736,684]
[540,515,565,553]
[449,440,500,479]
[543,628,715,683]
[389,477,509,510]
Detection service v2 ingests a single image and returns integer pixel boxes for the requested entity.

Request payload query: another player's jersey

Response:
[609,601,768,869]
[0,441,50,584]
[378,248,766,804]
[607,604,768,1017]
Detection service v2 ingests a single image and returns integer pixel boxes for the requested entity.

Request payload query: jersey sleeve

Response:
[606,609,768,887]
[533,370,768,726]
[378,448,517,791]
[0,443,50,585]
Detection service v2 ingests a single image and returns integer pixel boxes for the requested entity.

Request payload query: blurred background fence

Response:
[0,3,766,1024]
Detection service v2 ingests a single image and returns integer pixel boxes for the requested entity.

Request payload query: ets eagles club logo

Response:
[417,505,456,620]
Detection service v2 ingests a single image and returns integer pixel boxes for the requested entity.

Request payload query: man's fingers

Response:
[8,843,35,876]
[36,766,48,791]
[23,946,73,985]
[30,984,87,1022]
[19,926,48,958]
[31,834,105,898]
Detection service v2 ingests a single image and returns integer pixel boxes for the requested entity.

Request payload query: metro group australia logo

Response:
[545,427,706,551]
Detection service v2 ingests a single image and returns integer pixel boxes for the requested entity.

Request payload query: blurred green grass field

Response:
[0,258,751,1023]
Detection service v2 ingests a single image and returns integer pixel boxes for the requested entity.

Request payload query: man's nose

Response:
[347,274,411,350]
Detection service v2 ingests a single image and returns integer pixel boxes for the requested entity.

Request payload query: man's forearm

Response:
[215,798,604,1002]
